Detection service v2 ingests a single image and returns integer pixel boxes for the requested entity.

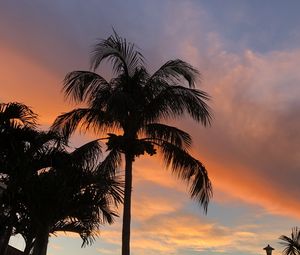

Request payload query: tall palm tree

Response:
[52,32,213,255]
[279,227,300,255]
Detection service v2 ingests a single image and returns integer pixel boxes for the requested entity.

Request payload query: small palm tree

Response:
[0,102,37,255]
[26,137,123,255]
[52,31,212,255]
[0,102,123,255]
[280,227,300,255]
[1,130,123,255]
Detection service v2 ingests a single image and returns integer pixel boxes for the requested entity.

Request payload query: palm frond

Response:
[142,123,192,149]
[53,218,98,247]
[96,149,122,177]
[27,130,63,151]
[88,80,113,108]
[280,228,300,255]
[71,139,103,170]
[63,71,110,103]
[96,196,117,224]
[91,31,144,76]
[24,130,65,170]
[92,175,124,206]
[150,59,200,88]
[52,108,120,140]
[144,84,212,126]
[80,230,97,247]
[74,182,121,223]
[51,108,91,139]
[0,102,38,129]
[158,142,212,212]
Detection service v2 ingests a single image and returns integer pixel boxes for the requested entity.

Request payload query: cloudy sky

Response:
[1,1,300,255]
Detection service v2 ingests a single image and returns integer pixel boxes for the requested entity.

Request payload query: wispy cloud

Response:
[97,211,279,255]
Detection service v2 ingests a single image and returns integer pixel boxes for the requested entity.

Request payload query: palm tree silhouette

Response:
[280,227,300,255]
[0,102,37,255]
[52,31,212,255]
[25,134,123,255]
[7,131,123,255]
[0,102,123,255]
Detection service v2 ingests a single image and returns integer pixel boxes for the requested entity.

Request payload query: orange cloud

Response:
[132,193,183,220]
[96,248,118,255]
[124,40,300,223]
[128,211,288,255]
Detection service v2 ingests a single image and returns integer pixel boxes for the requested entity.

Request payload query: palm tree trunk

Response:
[0,224,13,255]
[32,224,49,255]
[122,153,133,255]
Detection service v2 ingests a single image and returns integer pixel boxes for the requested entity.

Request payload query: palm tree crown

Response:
[52,31,212,255]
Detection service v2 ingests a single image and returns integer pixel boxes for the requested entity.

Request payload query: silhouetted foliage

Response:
[0,102,38,255]
[280,227,300,255]
[0,102,123,255]
[52,31,212,255]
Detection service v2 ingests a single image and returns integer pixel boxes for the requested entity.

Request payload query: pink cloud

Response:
[177,38,300,219]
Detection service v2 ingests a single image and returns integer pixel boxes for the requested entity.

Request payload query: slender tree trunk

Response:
[122,153,133,255]
[0,224,13,255]
[32,224,49,255]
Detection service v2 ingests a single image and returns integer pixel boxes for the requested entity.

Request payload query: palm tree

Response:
[0,102,123,255]
[279,227,300,255]
[0,102,37,255]
[9,130,123,255]
[52,31,212,255]
[2,130,123,255]
[26,138,123,255]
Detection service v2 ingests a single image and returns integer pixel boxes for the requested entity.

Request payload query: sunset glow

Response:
[1,1,300,255]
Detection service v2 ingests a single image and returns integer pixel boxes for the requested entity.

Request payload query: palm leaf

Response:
[51,108,118,140]
[53,218,99,247]
[51,108,91,139]
[142,123,192,149]
[71,139,103,170]
[96,149,122,177]
[280,228,300,255]
[158,141,212,212]
[91,31,144,76]
[63,71,110,103]
[150,59,200,88]
[91,175,124,206]
[0,102,38,129]
[143,84,212,126]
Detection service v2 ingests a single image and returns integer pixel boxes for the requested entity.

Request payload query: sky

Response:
[1,1,300,255]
